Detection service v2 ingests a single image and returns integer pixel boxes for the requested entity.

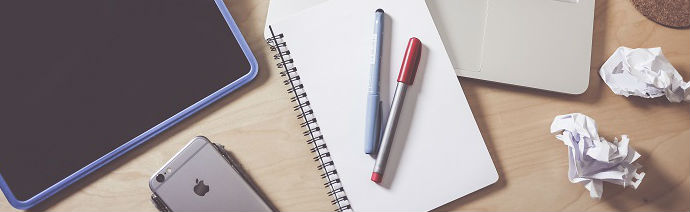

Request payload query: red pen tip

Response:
[371,172,382,183]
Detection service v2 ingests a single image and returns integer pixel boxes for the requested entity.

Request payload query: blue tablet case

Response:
[0,0,257,209]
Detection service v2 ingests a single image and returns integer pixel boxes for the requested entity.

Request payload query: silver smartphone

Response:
[149,136,275,212]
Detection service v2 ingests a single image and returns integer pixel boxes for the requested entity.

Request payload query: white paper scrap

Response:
[600,47,690,103]
[550,113,646,199]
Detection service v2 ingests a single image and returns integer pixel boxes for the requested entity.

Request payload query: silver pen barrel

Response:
[371,37,421,183]
[373,82,408,175]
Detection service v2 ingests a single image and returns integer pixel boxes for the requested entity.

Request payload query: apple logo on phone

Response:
[194,178,210,196]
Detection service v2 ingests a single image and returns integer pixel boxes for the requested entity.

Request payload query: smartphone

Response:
[149,136,275,212]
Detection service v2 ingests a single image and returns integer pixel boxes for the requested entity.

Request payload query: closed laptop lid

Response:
[428,0,595,94]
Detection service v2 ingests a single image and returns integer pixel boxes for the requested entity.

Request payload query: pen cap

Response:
[397,37,422,85]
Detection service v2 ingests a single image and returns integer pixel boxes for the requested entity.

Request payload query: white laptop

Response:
[266,0,595,94]
[427,0,595,94]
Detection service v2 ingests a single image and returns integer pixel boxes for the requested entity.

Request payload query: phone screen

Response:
[0,0,251,201]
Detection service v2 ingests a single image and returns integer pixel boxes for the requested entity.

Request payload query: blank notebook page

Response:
[269,0,498,210]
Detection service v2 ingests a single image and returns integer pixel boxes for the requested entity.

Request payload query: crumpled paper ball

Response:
[550,113,646,199]
[599,47,689,103]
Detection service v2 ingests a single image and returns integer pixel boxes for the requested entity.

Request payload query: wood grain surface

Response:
[1,0,688,211]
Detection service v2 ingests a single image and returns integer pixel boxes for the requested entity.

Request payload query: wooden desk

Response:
[2,0,688,211]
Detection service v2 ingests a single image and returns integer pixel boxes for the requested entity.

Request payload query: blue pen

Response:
[365,9,384,154]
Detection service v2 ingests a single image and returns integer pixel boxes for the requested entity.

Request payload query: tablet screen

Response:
[0,0,251,201]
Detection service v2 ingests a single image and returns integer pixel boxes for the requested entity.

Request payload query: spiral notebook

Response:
[265,0,498,211]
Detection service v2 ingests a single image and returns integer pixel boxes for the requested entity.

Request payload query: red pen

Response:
[371,37,422,183]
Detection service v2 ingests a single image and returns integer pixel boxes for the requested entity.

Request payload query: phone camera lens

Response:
[156,174,165,182]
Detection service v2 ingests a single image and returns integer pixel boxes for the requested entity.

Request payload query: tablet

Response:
[0,0,257,209]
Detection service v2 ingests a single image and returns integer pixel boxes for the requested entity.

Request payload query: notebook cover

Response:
[267,0,498,210]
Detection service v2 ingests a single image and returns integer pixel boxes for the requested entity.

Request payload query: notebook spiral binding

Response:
[267,26,351,212]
